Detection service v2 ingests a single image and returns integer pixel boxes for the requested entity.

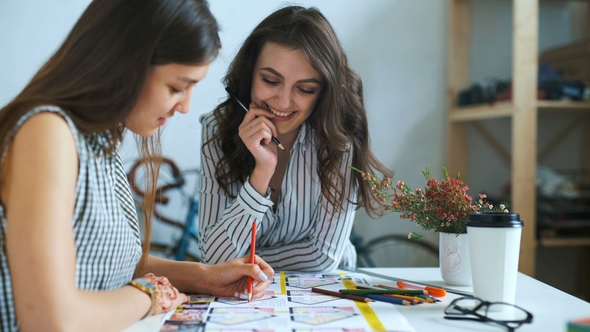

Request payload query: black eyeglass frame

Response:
[444,296,533,331]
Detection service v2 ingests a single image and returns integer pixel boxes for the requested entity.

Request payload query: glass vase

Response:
[439,232,472,286]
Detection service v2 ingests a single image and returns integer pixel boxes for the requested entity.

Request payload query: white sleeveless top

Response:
[0,106,142,331]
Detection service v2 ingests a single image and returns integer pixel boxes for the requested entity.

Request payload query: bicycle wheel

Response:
[150,242,200,262]
[357,235,439,268]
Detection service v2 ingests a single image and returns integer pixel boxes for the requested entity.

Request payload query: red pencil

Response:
[247,220,257,301]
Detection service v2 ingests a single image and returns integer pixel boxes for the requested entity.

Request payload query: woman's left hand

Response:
[199,255,274,299]
[141,273,189,315]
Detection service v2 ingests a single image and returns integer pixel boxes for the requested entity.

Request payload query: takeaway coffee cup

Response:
[466,213,524,307]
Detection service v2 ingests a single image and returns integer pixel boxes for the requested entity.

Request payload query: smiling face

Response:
[125,63,210,137]
[251,42,323,142]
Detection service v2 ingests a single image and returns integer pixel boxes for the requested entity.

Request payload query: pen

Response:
[311,287,374,303]
[225,87,286,151]
[247,220,258,301]
[340,289,426,296]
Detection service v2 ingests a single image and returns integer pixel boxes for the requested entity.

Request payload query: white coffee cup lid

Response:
[466,213,523,228]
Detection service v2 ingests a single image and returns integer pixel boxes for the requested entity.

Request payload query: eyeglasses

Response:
[444,296,533,332]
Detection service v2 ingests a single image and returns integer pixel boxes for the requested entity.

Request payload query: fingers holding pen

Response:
[244,255,274,300]
[240,119,276,146]
[238,104,278,191]
[240,110,276,132]
[239,104,278,146]
[247,103,276,121]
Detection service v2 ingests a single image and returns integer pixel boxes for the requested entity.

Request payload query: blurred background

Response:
[1,0,588,300]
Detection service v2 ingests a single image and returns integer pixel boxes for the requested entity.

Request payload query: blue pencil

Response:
[366,294,412,306]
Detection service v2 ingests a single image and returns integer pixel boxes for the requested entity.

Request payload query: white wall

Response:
[5,1,578,252]
[0,0,448,247]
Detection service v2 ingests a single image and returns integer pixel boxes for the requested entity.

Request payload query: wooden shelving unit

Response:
[447,0,590,277]
[539,237,590,247]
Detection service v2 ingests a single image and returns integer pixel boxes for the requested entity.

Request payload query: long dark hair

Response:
[0,0,220,272]
[206,5,391,217]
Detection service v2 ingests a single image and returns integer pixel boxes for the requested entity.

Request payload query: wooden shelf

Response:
[449,100,590,123]
[446,0,590,277]
[538,237,590,247]
[449,102,514,122]
[537,100,590,110]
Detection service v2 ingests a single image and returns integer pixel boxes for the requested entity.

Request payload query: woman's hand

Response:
[238,103,278,172]
[141,273,189,315]
[200,255,274,300]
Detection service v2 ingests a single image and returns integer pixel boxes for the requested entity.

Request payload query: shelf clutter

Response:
[457,41,590,108]
[540,37,590,87]
[446,0,590,281]
[536,168,590,246]
[450,28,590,247]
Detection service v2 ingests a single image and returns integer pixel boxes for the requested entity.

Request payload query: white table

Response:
[360,267,590,332]
[125,267,590,332]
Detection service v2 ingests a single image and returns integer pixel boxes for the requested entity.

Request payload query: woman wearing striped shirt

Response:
[199,6,393,272]
[0,1,273,331]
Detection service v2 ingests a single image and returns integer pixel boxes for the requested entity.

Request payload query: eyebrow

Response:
[260,67,322,85]
[177,77,199,84]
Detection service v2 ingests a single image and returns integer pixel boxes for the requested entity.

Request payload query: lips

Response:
[269,106,294,117]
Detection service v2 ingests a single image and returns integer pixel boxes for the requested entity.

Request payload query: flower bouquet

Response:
[352,166,509,285]
[352,166,509,238]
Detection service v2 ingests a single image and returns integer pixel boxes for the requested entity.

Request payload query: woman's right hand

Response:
[238,103,279,195]
[238,103,278,171]
[197,255,274,299]
[141,273,189,315]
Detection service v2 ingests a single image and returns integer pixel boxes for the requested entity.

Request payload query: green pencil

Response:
[340,289,426,295]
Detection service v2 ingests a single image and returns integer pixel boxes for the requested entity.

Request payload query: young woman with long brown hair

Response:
[0,1,273,331]
[199,5,392,272]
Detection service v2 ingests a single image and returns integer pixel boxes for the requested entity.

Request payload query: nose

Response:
[175,90,193,115]
[175,104,189,114]
[277,87,292,110]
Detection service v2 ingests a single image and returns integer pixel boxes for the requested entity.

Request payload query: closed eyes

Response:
[261,77,317,95]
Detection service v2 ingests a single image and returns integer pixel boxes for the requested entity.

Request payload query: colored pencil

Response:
[354,285,382,291]
[340,289,426,296]
[247,220,258,301]
[382,293,432,304]
[365,294,412,306]
[225,87,285,151]
[311,287,374,303]
[357,285,434,303]
[393,281,447,297]
[354,284,383,289]
[415,294,441,302]
[375,284,441,301]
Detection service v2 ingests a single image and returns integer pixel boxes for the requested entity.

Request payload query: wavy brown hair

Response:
[0,0,220,273]
[205,5,392,217]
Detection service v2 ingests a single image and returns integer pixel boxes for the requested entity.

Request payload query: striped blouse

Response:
[0,106,142,331]
[198,111,357,272]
